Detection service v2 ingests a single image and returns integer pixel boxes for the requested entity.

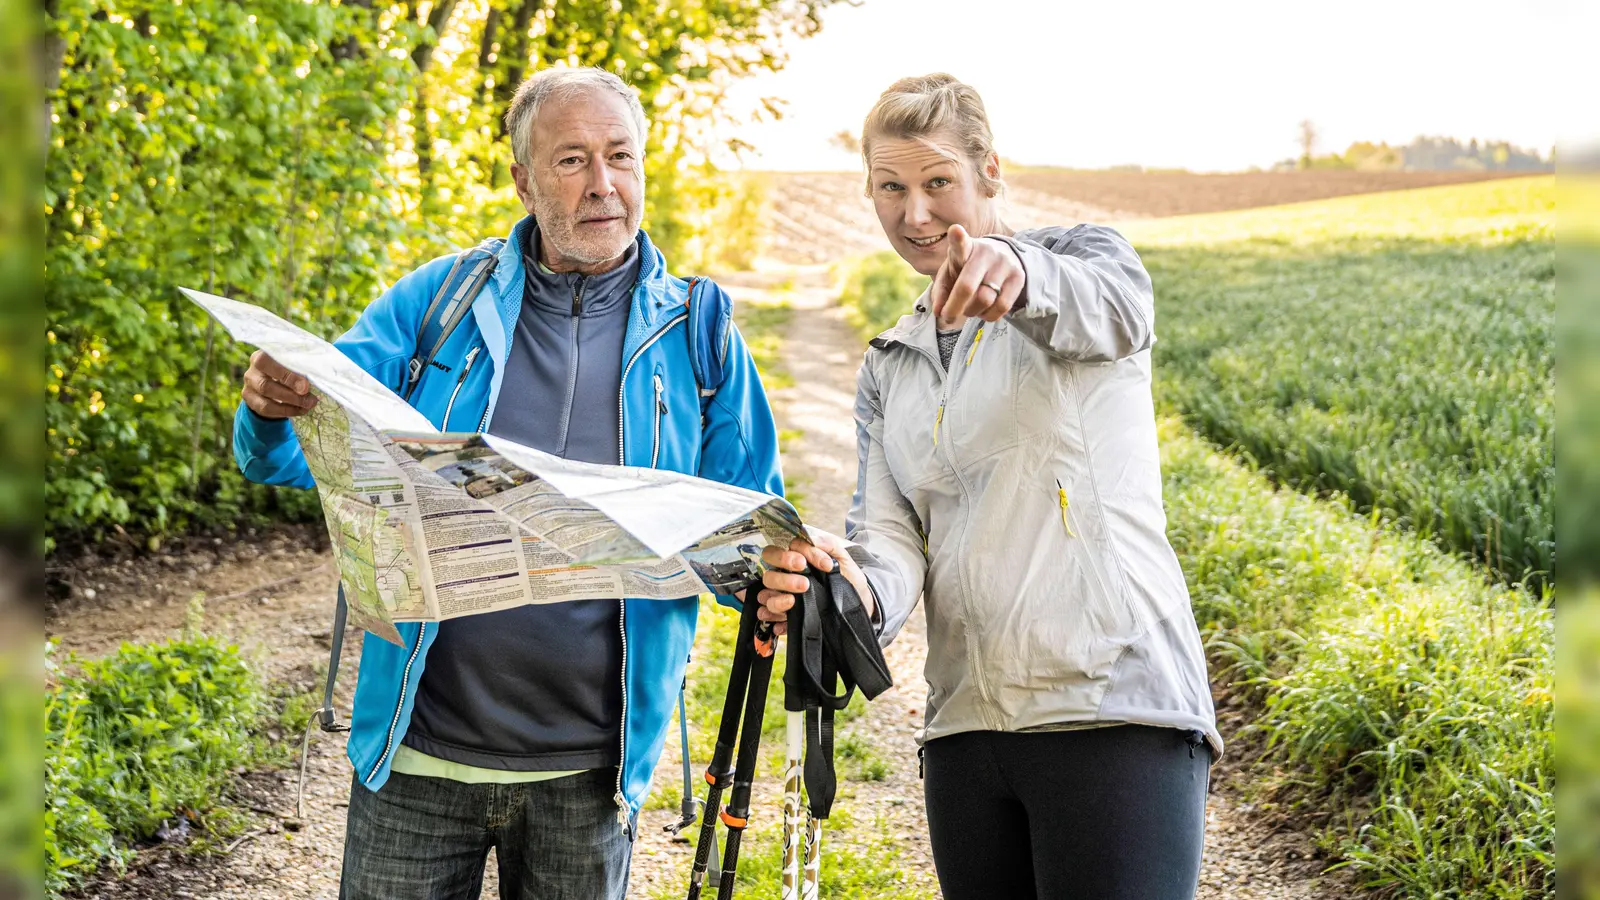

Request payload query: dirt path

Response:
[49,260,1348,899]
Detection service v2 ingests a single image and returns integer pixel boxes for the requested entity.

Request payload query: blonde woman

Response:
[756,74,1222,898]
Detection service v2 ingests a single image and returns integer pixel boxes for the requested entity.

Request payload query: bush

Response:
[45,632,275,895]
[836,252,929,340]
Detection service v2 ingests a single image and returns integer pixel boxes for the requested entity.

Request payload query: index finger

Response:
[761,544,808,573]
[789,537,834,573]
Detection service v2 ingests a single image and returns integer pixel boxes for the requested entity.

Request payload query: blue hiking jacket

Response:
[232,217,783,833]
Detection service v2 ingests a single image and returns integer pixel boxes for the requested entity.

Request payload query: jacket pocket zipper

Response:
[965,325,985,366]
[651,373,666,469]
[443,345,482,431]
[1055,478,1076,537]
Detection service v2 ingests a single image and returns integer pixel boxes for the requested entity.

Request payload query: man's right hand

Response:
[241,350,319,420]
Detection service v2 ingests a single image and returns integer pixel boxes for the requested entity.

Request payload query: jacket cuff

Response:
[986,234,1032,311]
[845,545,886,634]
[243,405,298,442]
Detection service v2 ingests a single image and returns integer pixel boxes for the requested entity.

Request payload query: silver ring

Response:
[980,281,1001,295]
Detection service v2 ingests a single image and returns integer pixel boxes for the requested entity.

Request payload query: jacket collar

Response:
[868,286,941,361]
[490,216,683,329]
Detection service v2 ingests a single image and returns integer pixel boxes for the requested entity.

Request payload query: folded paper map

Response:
[183,288,805,645]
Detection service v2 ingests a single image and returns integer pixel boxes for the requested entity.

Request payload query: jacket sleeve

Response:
[697,321,785,610]
[844,355,926,647]
[232,253,459,488]
[990,224,1155,363]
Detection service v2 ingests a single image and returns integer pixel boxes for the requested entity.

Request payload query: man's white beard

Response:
[533,192,639,266]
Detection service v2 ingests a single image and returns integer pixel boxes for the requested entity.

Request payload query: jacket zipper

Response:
[366,626,427,783]
[442,346,482,431]
[613,311,688,834]
[651,373,666,468]
[373,338,488,779]
[907,319,1002,727]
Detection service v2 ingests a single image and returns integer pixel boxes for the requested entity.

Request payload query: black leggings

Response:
[923,725,1211,900]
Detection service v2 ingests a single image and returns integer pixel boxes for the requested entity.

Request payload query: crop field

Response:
[1010,168,1533,218]
[1120,176,1554,584]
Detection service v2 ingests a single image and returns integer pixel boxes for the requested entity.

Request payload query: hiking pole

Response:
[780,708,803,900]
[685,596,761,900]
[716,619,779,900]
[782,568,826,900]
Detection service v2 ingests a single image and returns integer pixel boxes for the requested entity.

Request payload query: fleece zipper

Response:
[556,276,588,454]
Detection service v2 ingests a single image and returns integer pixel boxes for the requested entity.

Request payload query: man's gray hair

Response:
[505,67,649,167]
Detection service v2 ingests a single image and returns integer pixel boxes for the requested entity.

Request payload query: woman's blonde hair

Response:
[861,73,1003,198]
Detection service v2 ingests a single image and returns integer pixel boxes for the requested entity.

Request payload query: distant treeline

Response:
[1277,135,1553,173]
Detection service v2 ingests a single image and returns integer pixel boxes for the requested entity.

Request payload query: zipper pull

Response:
[932,402,945,447]
[965,325,984,366]
[654,373,667,414]
[1056,479,1076,537]
[456,346,481,384]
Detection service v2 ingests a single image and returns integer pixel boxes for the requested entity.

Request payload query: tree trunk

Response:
[39,0,67,159]
[408,0,461,190]
[493,0,541,142]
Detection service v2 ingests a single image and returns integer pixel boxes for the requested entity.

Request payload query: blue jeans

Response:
[339,768,632,900]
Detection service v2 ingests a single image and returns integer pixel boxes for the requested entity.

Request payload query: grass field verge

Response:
[1162,419,1550,897]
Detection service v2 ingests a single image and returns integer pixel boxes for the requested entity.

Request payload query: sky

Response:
[717,0,1577,173]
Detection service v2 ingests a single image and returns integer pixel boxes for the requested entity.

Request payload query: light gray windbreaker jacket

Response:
[847,223,1223,756]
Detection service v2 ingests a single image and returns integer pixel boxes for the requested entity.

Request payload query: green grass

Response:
[835,252,929,341]
[1556,588,1600,898]
[44,599,305,896]
[835,731,889,782]
[733,300,795,391]
[1123,177,1554,585]
[1161,418,1551,898]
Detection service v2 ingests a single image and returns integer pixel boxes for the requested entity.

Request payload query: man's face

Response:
[511,89,644,272]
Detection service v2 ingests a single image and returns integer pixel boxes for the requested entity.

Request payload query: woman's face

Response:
[867,133,996,277]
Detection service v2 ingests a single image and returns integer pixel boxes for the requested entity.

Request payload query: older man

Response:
[232,67,784,899]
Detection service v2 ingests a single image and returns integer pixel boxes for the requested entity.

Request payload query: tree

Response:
[1297,119,1318,170]
[42,0,845,551]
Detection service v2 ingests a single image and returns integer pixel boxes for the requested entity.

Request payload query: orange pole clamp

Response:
[754,633,775,658]
[720,808,748,829]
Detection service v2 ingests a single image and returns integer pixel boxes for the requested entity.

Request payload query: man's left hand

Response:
[754,531,876,636]
[931,224,1026,325]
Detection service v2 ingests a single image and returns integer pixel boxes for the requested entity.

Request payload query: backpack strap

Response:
[684,276,734,404]
[401,237,505,400]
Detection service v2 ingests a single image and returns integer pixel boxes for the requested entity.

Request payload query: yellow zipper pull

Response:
[1056,479,1076,537]
[933,402,945,447]
[966,325,985,366]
